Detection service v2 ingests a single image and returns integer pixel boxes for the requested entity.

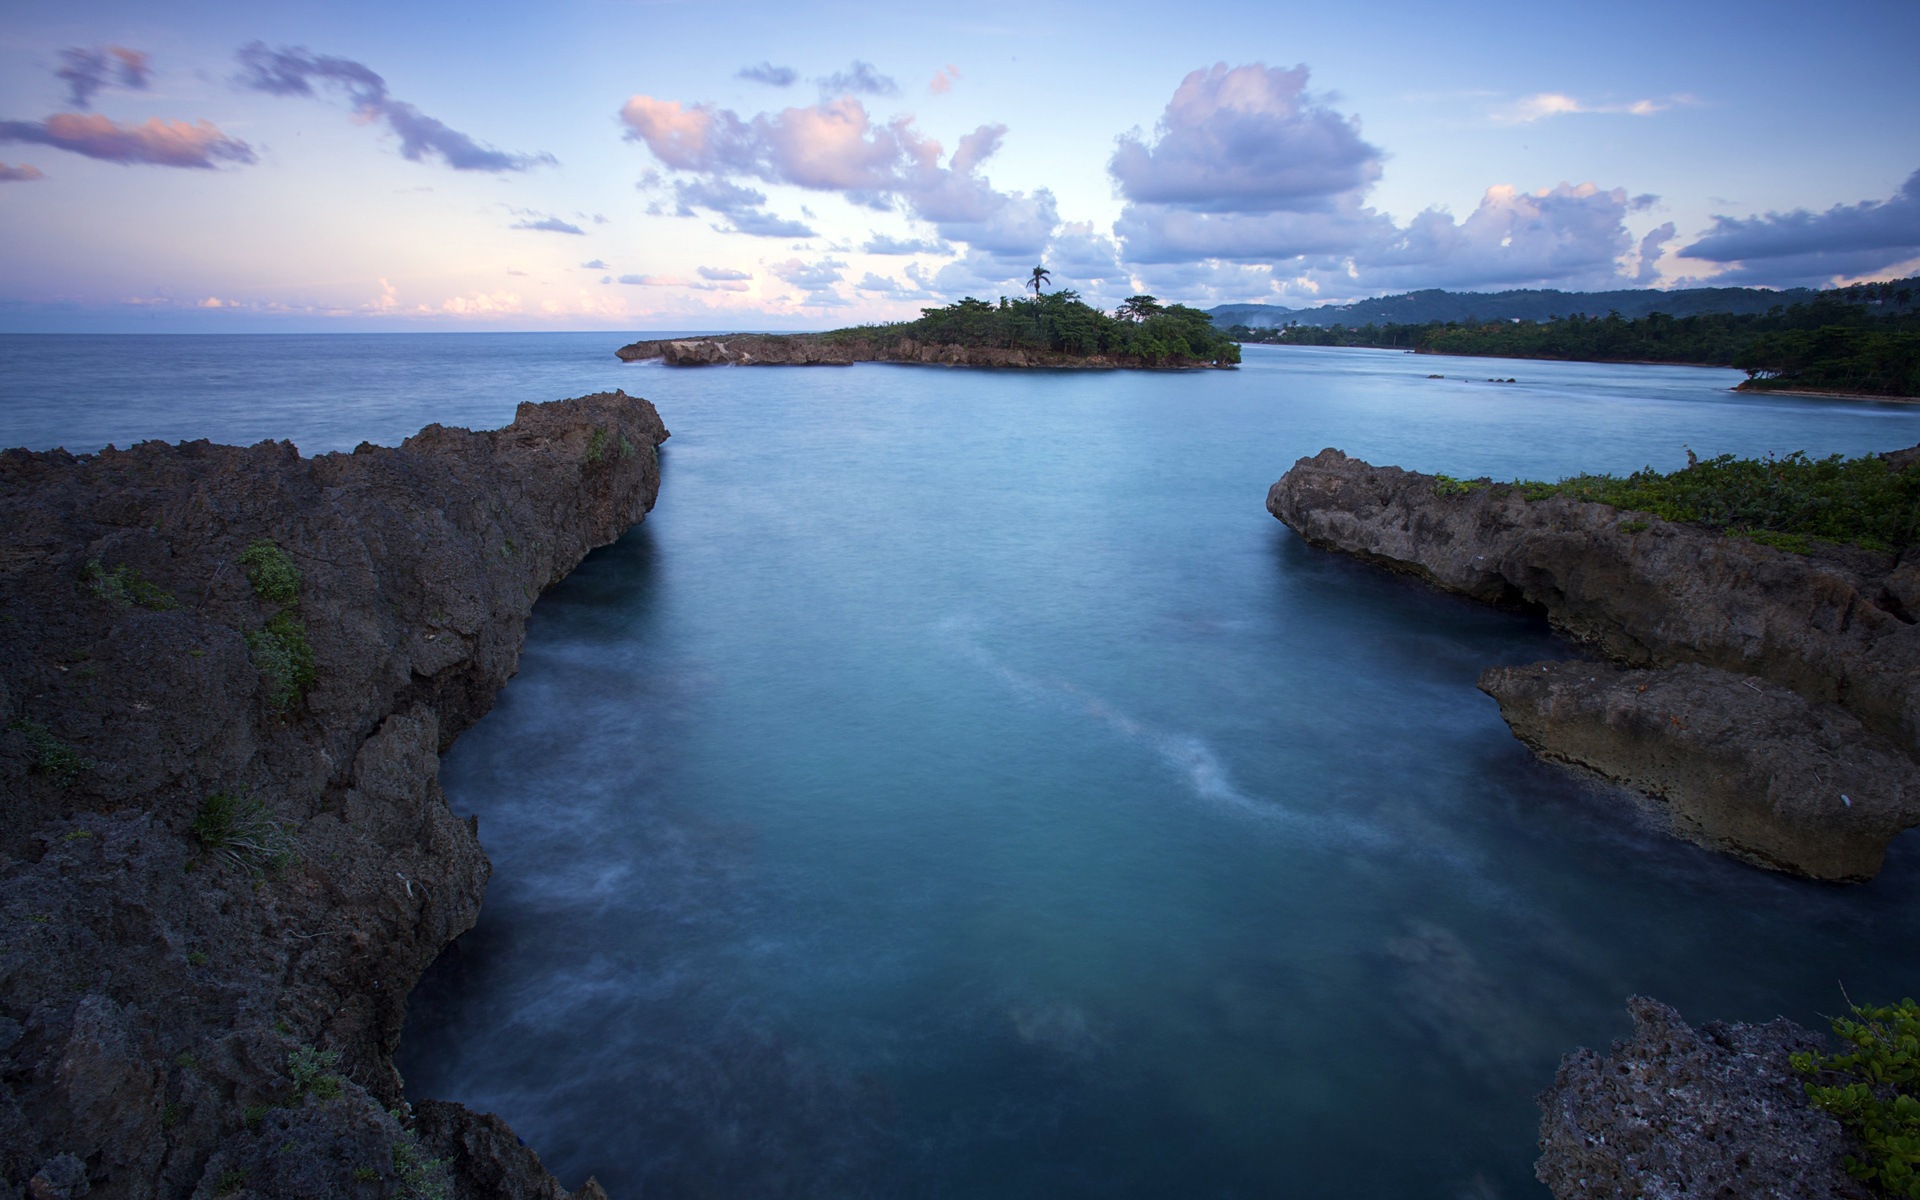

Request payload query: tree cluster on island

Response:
[1225,277,1919,397]
[822,267,1242,367]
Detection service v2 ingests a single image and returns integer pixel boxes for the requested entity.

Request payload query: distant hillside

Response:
[1209,286,1821,329]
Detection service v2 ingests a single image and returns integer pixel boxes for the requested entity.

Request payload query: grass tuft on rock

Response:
[1792,997,1920,1198]
[1512,449,1920,553]
[191,791,299,878]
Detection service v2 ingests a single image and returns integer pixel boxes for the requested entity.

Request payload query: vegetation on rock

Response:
[1791,998,1920,1198]
[191,790,299,877]
[239,539,315,710]
[1490,449,1920,553]
[829,290,1242,366]
[8,718,93,785]
[82,559,176,610]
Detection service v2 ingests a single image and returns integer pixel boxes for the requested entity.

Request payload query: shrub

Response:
[1791,997,1920,1198]
[287,1045,343,1102]
[1512,449,1920,552]
[1432,474,1487,497]
[247,612,316,711]
[9,719,92,786]
[82,559,177,610]
[586,428,609,463]
[191,791,298,878]
[238,540,302,606]
[392,1133,449,1200]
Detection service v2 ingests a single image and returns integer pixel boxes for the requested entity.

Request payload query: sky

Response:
[1,0,1916,332]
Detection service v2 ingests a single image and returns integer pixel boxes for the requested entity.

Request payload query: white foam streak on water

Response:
[936,614,1397,854]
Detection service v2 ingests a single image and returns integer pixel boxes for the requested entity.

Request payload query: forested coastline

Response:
[1228,278,1920,397]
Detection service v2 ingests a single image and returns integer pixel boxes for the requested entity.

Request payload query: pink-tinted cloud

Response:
[0,162,46,182]
[620,93,1057,256]
[0,113,255,168]
[929,66,960,95]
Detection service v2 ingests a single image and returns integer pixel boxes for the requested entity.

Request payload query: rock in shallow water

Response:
[1480,660,1916,881]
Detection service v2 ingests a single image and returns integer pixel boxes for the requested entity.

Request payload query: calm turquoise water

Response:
[7,335,1920,1198]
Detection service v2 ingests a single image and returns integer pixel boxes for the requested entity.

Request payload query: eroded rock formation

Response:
[0,392,668,1199]
[1267,447,1920,880]
[1536,998,1870,1199]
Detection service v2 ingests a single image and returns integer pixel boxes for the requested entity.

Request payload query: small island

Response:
[619,288,1242,370]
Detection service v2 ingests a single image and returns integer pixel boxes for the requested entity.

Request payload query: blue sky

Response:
[1,0,1915,330]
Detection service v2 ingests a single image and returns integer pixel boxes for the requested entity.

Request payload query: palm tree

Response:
[1028,265,1051,298]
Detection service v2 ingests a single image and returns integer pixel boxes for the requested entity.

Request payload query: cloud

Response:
[854,271,936,299]
[817,61,898,97]
[1109,62,1663,296]
[769,257,846,290]
[1677,168,1920,283]
[234,42,554,172]
[617,272,749,292]
[0,162,45,182]
[621,92,1054,254]
[864,233,949,255]
[56,46,152,108]
[672,177,815,237]
[511,215,585,235]
[1634,222,1676,284]
[929,66,960,95]
[738,62,798,87]
[0,113,255,168]
[1494,92,1693,123]
[697,266,752,280]
[1109,62,1383,211]
[580,259,608,270]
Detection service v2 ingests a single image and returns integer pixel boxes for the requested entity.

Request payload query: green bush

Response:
[248,612,316,711]
[238,540,301,606]
[392,1134,449,1200]
[191,791,298,877]
[1791,998,1920,1198]
[1512,449,1920,552]
[9,719,92,785]
[586,428,609,463]
[82,559,176,610]
[288,1045,343,1102]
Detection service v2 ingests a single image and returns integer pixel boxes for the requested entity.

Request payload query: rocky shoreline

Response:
[615,332,1233,369]
[1268,447,1920,882]
[0,392,668,1200]
[1268,447,1918,1196]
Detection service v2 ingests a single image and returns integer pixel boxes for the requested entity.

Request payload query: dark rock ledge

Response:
[1268,447,1920,882]
[1537,998,1873,1199]
[0,393,668,1199]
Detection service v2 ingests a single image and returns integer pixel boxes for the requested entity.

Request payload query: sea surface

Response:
[7,333,1920,1199]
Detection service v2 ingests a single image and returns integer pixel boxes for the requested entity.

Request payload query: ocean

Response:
[7,332,1919,1198]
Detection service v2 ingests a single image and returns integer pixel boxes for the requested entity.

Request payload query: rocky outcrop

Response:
[1536,997,1871,1199]
[0,392,668,1199]
[1481,661,1913,879]
[1267,447,1920,880]
[615,333,1231,369]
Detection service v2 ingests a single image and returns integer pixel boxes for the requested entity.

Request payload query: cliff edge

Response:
[0,392,668,1199]
[1267,447,1920,880]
